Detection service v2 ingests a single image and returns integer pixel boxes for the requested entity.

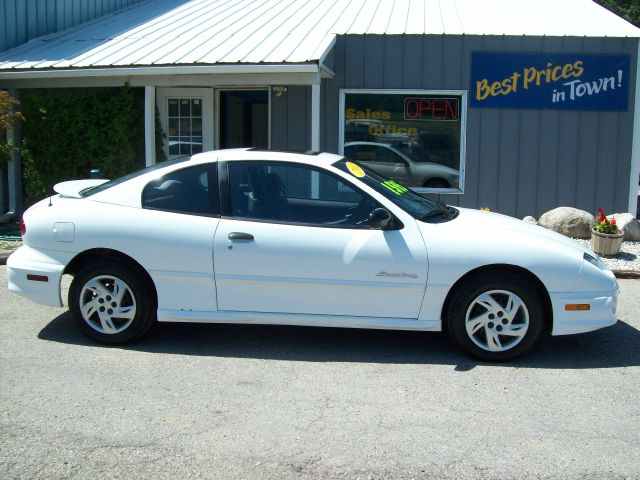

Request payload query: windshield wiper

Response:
[421,200,460,222]
[421,208,449,221]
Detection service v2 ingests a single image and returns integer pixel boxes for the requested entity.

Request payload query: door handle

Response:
[228,232,254,241]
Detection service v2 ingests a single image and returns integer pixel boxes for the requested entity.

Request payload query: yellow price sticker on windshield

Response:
[346,161,365,178]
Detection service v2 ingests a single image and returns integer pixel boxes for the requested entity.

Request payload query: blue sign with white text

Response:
[470,52,630,111]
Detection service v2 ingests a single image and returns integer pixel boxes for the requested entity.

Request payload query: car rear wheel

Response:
[69,261,155,344]
[447,273,543,361]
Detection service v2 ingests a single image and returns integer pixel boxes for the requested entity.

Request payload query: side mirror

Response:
[368,208,393,230]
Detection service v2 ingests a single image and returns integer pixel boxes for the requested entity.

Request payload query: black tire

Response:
[69,261,155,344]
[423,178,450,189]
[447,272,543,361]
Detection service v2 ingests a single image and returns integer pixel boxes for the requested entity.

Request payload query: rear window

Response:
[142,164,219,216]
[81,157,190,197]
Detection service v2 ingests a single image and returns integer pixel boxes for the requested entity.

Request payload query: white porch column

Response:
[311,82,321,152]
[629,41,640,215]
[310,81,321,199]
[7,88,23,217]
[144,85,157,167]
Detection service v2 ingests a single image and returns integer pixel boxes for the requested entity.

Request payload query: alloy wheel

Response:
[464,289,530,352]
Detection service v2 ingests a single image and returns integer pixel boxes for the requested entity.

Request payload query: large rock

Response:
[538,207,594,239]
[608,213,640,241]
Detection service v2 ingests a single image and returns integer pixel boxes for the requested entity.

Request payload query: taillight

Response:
[19,217,26,236]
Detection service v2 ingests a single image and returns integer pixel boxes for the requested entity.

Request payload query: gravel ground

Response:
[0,240,21,250]
[573,239,640,272]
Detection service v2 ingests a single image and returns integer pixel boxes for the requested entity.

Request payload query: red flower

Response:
[611,217,617,227]
[597,207,606,223]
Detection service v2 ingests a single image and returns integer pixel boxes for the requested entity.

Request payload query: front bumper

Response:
[6,246,70,307]
[550,288,618,336]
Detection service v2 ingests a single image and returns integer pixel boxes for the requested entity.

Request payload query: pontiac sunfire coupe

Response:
[7,149,618,360]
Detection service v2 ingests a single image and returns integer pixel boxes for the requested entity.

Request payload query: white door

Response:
[213,161,428,319]
[157,88,214,159]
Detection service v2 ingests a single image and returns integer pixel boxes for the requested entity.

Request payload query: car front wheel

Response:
[447,273,543,361]
[69,261,155,344]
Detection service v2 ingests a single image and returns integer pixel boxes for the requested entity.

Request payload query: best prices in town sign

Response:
[470,52,630,111]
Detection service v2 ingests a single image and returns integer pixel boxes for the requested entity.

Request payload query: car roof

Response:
[344,141,393,148]
[86,149,347,206]
[190,148,344,167]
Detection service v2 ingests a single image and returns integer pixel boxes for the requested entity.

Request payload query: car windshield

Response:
[81,157,190,197]
[333,158,456,221]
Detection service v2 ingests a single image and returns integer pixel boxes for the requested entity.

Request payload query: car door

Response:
[350,144,412,185]
[373,146,414,184]
[213,160,428,319]
[137,163,220,312]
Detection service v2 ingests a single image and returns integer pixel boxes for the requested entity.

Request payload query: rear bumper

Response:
[6,246,70,307]
[550,288,618,336]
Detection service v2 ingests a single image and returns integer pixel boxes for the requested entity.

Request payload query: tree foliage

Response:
[0,90,23,129]
[0,90,24,165]
[20,86,164,205]
[595,0,640,27]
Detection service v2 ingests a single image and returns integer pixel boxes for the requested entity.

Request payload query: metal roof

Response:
[0,0,639,72]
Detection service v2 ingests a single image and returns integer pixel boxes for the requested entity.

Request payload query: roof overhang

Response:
[0,63,334,89]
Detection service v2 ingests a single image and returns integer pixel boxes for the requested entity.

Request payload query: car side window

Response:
[227,162,380,228]
[142,164,219,216]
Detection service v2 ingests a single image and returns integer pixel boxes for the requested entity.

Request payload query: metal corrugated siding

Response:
[0,0,146,53]
[271,85,311,151]
[1,0,639,70]
[322,34,637,217]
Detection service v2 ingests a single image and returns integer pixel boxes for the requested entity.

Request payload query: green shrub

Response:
[1,90,24,166]
[21,86,165,205]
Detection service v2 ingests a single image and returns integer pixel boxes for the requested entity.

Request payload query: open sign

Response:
[404,97,460,121]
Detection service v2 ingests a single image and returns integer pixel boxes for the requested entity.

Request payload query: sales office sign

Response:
[470,52,630,111]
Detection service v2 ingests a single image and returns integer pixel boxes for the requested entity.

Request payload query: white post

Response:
[629,42,640,215]
[144,85,157,167]
[310,81,321,199]
[7,88,22,216]
[311,82,320,152]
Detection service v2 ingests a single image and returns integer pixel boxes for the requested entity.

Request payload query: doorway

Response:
[217,89,269,149]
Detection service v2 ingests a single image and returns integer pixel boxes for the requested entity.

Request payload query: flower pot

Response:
[591,229,623,257]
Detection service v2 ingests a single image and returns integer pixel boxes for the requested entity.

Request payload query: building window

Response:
[340,90,467,193]
[167,98,203,158]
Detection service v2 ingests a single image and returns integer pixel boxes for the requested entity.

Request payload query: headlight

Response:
[584,252,607,271]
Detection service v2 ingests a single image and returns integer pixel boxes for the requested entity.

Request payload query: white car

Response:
[7,149,618,361]
[344,141,460,189]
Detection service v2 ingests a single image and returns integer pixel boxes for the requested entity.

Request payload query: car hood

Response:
[414,207,600,293]
[448,208,593,256]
